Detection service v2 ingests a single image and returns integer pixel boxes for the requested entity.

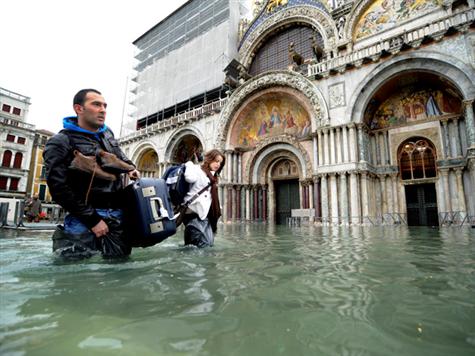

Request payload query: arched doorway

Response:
[170,135,203,164]
[398,138,439,226]
[272,159,300,224]
[137,149,159,177]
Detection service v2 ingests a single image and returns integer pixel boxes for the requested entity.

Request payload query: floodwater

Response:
[1,224,474,356]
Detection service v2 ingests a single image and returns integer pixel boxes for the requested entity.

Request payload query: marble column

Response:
[309,181,314,209]
[349,124,357,162]
[313,136,318,169]
[360,172,369,219]
[246,186,251,220]
[222,185,228,221]
[323,129,330,165]
[441,120,450,159]
[330,174,339,224]
[226,151,232,183]
[350,172,360,224]
[379,133,386,166]
[262,186,268,221]
[317,131,323,167]
[454,168,466,213]
[380,175,387,216]
[227,187,233,221]
[391,174,399,214]
[451,119,463,157]
[336,128,342,164]
[322,175,329,223]
[330,128,336,165]
[236,186,242,220]
[440,169,452,213]
[342,126,349,163]
[314,177,321,219]
[463,99,475,149]
[373,135,381,165]
[340,173,348,224]
[231,186,236,220]
[237,153,242,183]
[358,126,367,162]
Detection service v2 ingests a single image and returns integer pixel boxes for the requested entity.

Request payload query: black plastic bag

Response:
[101,217,131,258]
[52,225,101,259]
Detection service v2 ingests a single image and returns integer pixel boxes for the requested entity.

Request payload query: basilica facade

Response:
[120,0,475,226]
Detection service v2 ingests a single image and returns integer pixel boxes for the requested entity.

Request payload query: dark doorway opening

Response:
[275,179,300,225]
[405,183,439,226]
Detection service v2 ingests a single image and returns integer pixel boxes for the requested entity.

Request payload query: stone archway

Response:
[136,149,159,178]
[239,5,338,70]
[164,128,205,164]
[215,70,329,150]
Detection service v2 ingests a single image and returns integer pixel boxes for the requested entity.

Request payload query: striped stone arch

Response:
[214,70,329,149]
[239,5,338,71]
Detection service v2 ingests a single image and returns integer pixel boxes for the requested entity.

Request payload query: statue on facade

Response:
[311,35,324,62]
[288,42,304,66]
[266,0,288,13]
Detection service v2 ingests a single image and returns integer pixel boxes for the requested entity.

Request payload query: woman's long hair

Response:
[202,149,225,176]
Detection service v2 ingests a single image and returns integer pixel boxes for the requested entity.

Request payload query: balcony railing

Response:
[119,97,228,144]
[0,116,35,130]
[308,8,475,77]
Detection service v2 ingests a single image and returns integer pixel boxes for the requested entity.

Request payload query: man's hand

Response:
[128,169,140,180]
[91,220,109,238]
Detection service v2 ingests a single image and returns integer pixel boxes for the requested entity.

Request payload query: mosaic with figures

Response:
[366,87,461,130]
[355,0,442,40]
[231,93,311,148]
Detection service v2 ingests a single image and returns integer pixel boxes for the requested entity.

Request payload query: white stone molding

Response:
[347,51,475,125]
[215,71,329,148]
[239,5,338,70]
[129,140,159,165]
[245,134,312,184]
[163,127,206,162]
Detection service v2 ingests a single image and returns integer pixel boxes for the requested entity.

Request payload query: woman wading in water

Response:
[182,149,225,247]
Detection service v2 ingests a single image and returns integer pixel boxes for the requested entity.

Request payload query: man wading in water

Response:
[44,89,140,259]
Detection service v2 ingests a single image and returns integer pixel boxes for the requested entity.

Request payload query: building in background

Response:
[26,129,54,202]
[0,87,35,200]
[122,0,247,139]
[120,0,475,226]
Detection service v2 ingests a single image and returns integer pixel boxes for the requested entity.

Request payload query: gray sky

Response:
[0,0,190,136]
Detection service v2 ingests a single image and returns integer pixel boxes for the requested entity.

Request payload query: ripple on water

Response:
[0,225,474,355]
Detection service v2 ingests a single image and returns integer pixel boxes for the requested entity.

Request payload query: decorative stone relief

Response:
[244,134,313,183]
[435,36,469,63]
[329,82,345,109]
[239,6,338,69]
[469,33,475,66]
[215,71,329,148]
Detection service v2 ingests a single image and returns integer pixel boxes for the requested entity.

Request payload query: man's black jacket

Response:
[43,124,135,229]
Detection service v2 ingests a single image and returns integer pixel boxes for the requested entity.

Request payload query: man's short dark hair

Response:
[73,89,101,106]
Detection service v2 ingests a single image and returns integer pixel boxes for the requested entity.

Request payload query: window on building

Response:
[13,153,23,169]
[40,165,47,179]
[9,177,19,191]
[6,134,15,142]
[398,139,437,180]
[12,107,21,115]
[249,26,324,76]
[17,137,26,144]
[2,104,11,113]
[0,176,7,190]
[39,184,47,201]
[2,150,12,167]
